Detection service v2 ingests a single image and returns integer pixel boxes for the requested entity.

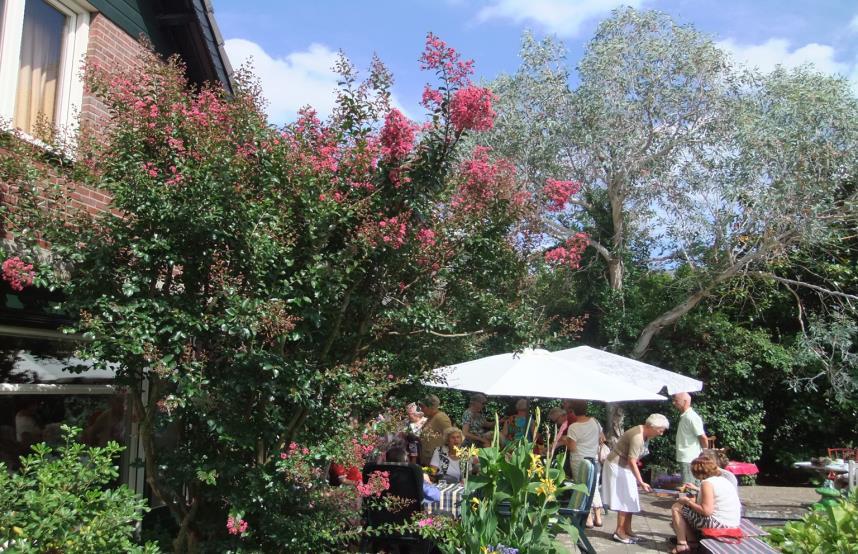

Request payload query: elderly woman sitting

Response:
[430,426,474,483]
[670,455,742,553]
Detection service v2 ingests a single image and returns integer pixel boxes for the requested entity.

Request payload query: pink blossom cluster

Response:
[356,470,390,497]
[380,109,417,162]
[2,257,35,291]
[281,441,311,458]
[544,233,589,269]
[277,441,321,489]
[318,191,345,203]
[226,516,249,536]
[421,85,444,109]
[351,435,378,461]
[420,32,474,88]
[280,108,342,178]
[417,517,435,528]
[543,179,581,212]
[452,147,524,214]
[450,86,496,132]
[141,162,159,178]
[360,215,409,249]
[416,228,437,248]
[180,89,230,128]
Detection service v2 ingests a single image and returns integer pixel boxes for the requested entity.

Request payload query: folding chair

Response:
[849,461,857,493]
[558,457,597,554]
[359,462,430,554]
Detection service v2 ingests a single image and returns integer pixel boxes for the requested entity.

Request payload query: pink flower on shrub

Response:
[451,147,523,214]
[356,470,390,497]
[421,85,444,109]
[2,257,35,291]
[359,215,409,250]
[227,516,249,536]
[544,233,589,270]
[380,109,417,162]
[543,179,581,212]
[450,86,496,132]
[417,517,434,527]
[420,33,474,87]
[416,228,437,248]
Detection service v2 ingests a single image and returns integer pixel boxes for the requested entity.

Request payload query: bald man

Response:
[672,392,707,486]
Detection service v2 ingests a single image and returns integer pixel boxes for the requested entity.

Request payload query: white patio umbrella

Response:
[551,346,702,395]
[427,348,665,402]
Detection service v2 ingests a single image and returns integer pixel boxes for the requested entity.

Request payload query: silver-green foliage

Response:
[484,7,858,360]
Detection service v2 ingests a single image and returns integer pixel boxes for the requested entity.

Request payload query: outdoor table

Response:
[725,461,759,476]
[423,482,466,517]
[793,461,849,474]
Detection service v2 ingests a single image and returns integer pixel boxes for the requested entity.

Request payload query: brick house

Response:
[0,0,232,495]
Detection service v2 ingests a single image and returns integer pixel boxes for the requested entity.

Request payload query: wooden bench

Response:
[699,519,777,554]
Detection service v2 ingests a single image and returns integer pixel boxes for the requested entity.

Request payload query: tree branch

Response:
[748,272,858,302]
[386,329,485,338]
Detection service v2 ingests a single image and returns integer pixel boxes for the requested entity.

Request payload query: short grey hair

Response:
[645,413,670,430]
[548,407,566,421]
[420,394,441,409]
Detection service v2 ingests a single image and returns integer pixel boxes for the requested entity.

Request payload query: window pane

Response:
[0,394,128,477]
[14,0,67,135]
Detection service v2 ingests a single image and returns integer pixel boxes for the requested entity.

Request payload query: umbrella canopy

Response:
[551,346,702,395]
[427,348,665,402]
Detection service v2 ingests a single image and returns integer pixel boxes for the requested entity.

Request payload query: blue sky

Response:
[212,0,858,124]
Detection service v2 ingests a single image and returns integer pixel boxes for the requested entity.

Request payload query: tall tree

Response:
[484,7,858,437]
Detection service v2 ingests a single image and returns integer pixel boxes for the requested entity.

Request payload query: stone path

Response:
[558,485,817,553]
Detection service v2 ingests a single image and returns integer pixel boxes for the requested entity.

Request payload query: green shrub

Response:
[0,425,158,553]
[767,489,858,553]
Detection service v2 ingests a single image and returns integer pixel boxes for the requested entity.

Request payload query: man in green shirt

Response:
[672,392,707,486]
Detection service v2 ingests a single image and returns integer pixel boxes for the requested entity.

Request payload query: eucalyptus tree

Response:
[484,7,858,435]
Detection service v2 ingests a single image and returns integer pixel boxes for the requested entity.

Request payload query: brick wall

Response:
[79,13,148,136]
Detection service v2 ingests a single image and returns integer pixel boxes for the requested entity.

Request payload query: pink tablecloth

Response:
[725,461,759,475]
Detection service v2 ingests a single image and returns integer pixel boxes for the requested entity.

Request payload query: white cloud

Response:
[224,38,410,124]
[476,0,643,37]
[717,38,858,94]
[225,39,340,124]
[717,38,849,75]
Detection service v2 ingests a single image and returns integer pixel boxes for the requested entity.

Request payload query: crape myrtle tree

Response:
[482,7,858,438]
[1,36,540,551]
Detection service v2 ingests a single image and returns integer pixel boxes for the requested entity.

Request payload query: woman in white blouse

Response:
[566,400,606,527]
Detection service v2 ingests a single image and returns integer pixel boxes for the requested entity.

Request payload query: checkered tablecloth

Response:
[423,483,465,517]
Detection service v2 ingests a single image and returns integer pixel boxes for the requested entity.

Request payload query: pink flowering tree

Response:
[1,36,535,552]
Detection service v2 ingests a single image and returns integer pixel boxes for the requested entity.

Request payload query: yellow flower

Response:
[535,477,557,498]
[471,497,481,511]
[481,547,489,554]
[528,452,545,478]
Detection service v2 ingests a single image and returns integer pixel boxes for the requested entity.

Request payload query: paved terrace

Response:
[559,485,817,553]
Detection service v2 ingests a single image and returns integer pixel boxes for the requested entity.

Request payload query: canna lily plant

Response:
[448,407,586,553]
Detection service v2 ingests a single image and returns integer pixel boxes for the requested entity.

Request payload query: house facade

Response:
[0,0,232,494]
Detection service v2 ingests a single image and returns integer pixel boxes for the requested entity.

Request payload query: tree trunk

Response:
[605,403,625,447]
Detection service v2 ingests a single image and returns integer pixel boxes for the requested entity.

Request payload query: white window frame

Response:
[0,324,145,496]
[0,0,91,136]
